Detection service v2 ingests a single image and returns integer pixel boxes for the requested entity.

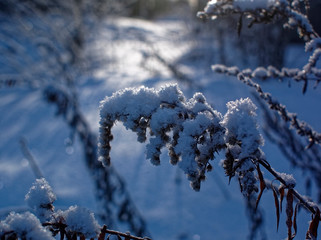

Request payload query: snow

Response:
[1,178,101,239]
[0,12,320,240]
[25,178,56,222]
[279,172,296,189]
[236,158,258,196]
[305,48,321,72]
[99,84,225,190]
[175,111,218,176]
[99,85,186,136]
[149,107,178,134]
[55,206,100,239]
[221,98,264,196]
[222,98,263,160]
[305,38,321,52]
[252,67,269,79]
[287,10,313,34]
[0,212,54,240]
[203,0,276,13]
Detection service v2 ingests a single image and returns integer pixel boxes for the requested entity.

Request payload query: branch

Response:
[253,93,321,201]
[202,0,321,93]
[99,85,321,238]
[258,159,319,215]
[98,85,226,191]
[235,73,321,147]
[151,50,199,88]
[19,137,44,179]
[139,36,200,89]
[99,225,152,240]
[197,0,319,41]
[212,64,321,93]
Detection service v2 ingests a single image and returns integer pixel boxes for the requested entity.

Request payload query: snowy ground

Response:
[1,15,321,240]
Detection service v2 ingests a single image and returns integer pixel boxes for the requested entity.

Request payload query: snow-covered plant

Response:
[1,0,150,234]
[221,98,264,196]
[97,85,263,195]
[199,0,321,93]
[99,84,226,190]
[44,83,149,237]
[25,178,56,222]
[193,0,321,239]
[198,0,314,39]
[99,84,321,239]
[0,212,54,240]
[24,179,101,239]
[198,0,321,194]
[1,178,150,240]
[53,206,100,239]
[25,178,102,240]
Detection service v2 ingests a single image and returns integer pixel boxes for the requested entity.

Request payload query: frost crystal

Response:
[0,212,54,240]
[55,206,100,238]
[25,178,56,222]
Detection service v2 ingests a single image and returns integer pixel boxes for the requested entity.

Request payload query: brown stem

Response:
[100,226,152,240]
[258,159,319,214]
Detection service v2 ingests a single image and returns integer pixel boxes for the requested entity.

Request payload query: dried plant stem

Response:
[19,137,44,179]
[237,73,321,147]
[258,159,318,215]
[100,225,152,240]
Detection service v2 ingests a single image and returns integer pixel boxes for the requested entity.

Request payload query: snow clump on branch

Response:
[25,178,56,222]
[1,179,101,239]
[54,206,100,239]
[99,84,226,190]
[0,212,54,240]
[99,85,263,192]
[222,98,264,196]
[223,98,263,161]
[201,0,276,17]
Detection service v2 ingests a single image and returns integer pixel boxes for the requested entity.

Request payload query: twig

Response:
[237,73,321,147]
[255,92,321,202]
[151,51,199,88]
[19,137,44,179]
[100,225,152,240]
[258,159,319,215]
[140,34,200,89]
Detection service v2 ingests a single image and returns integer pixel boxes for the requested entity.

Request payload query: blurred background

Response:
[1,0,321,239]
